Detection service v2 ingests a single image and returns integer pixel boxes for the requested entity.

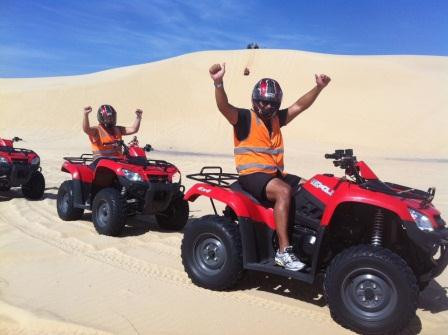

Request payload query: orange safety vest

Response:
[89,125,123,159]
[234,109,284,175]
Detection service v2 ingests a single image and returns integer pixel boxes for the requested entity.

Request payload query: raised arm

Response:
[284,74,331,125]
[122,109,143,135]
[82,106,96,136]
[209,63,238,125]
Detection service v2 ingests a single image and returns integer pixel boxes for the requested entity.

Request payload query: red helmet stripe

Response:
[260,80,267,96]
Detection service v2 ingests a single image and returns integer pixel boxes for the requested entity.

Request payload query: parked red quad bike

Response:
[0,136,45,199]
[57,137,189,236]
[181,149,448,335]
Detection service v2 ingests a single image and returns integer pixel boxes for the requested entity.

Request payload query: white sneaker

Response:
[275,246,306,271]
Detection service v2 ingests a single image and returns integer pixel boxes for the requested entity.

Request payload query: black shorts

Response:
[238,171,301,202]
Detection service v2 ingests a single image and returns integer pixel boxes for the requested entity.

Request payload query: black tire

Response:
[155,196,189,231]
[21,170,45,200]
[92,188,127,236]
[181,215,243,290]
[0,185,10,192]
[324,245,418,335]
[56,180,84,221]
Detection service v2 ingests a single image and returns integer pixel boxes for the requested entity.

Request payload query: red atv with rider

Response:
[0,136,45,199]
[57,136,189,236]
[181,149,448,335]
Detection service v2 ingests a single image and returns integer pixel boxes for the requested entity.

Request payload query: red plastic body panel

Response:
[184,183,277,230]
[0,139,13,147]
[62,161,94,182]
[61,144,180,183]
[357,161,378,180]
[0,138,39,164]
[129,146,145,157]
[185,170,442,230]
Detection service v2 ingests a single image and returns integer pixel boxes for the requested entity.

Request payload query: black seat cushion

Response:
[229,181,274,208]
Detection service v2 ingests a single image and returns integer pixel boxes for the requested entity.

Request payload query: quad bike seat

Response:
[229,181,275,208]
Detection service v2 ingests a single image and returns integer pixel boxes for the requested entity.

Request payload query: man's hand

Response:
[209,63,225,83]
[135,109,143,119]
[315,74,331,89]
[84,106,92,115]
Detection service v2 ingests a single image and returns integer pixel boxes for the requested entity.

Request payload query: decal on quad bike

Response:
[310,178,334,196]
[198,186,212,193]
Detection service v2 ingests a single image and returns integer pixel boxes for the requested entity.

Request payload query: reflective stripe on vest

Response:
[234,147,284,155]
[234,109,284,175]
[90,125,122,158]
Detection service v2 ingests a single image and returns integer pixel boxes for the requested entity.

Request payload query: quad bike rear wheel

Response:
[57,180,84,221]
[22,170,45,200]
[181,215,243,290]
[0,183,10,192]
[92,187,127,236]
[324,245,418,335]
[155,196,189,231]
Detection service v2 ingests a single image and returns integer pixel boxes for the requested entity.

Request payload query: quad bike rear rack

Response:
[63,154,94,164]
[187,166,238,188]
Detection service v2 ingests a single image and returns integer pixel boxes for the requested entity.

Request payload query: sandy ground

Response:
[0,50,447,334]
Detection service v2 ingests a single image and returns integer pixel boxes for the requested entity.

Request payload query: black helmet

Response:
[252,78,283,119]
[97,104,117,128]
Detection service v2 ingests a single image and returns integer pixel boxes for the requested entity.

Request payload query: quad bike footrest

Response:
[245,260,314,283]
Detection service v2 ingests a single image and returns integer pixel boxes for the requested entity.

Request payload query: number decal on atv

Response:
[310,178,334,196]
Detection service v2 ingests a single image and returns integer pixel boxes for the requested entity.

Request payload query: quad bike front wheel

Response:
[92,188,127,236]
[324,245,418,335]
[22,170,45,200]
[155,196,189,231]
[57,180,84,221]
[181,215,243,290]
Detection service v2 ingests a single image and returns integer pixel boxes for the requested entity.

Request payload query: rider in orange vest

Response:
[210,63,330,271]
[83,105,143,161]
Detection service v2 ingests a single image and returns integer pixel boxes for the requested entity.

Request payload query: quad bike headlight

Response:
[31,157,40,165]
[122,169,143,182]
[0,157,9,164]
[409,208,434,232]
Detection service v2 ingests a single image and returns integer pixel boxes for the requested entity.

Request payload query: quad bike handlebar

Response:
[325,149,362,183]
[12,137,23,142]
[116,137,153,156]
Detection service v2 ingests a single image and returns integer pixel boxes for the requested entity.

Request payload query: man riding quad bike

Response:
[181,149,448,335]
[0,136,45,199]
[56,136,189,236]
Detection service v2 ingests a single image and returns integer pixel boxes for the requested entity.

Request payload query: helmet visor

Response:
[254,100,280,119]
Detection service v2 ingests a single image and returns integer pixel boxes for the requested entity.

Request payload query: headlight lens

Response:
[31,157,40,165]
[0,157,9,164]
[122,169,143,182]
[409,208,434,232]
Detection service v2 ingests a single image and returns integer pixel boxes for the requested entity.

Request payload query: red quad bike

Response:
[0,136,45,199]
[56,137,189,236]
[181,149,448,335]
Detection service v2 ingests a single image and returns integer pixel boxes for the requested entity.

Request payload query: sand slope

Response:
[1,50,447,334]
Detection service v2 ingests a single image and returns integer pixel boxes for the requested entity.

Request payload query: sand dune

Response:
[1,50,447,334]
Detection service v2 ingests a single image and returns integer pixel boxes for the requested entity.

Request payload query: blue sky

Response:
[1,0,447,77]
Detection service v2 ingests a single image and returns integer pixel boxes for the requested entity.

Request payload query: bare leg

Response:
[265,178,292,251]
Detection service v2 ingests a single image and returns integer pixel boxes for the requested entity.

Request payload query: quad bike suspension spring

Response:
[371,209,384,246]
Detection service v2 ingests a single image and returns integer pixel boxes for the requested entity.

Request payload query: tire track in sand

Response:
[0,198,333,324]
